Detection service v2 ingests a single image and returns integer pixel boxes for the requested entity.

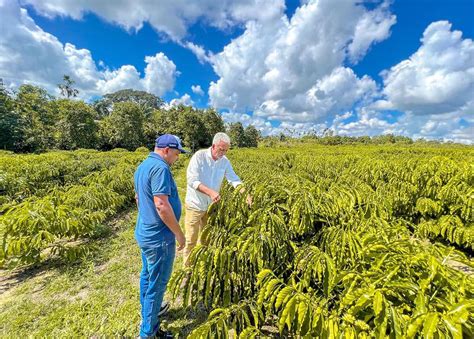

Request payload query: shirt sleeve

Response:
[225,160,242,188]
[187,152,202,190]
[151,167,172,196]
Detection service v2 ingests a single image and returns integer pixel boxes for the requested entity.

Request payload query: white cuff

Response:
[191,180,202,190]
[231,181,243,188]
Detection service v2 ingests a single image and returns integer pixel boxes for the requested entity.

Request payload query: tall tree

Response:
[0,79,22,150]
[227,122,246,147]
[200,108,225,147]
[15,84,57,152]
[58,75,79,98]
[243,125,260,147]
[93,89,163,118]
[99,102,145,150]
[54,99,98,149]
[176,105,207,152]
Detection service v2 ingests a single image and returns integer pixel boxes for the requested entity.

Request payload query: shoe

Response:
[158,301,170,317]
[155,328,174,338]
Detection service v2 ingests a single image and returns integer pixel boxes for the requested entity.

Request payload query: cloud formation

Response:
[381,21,474,116]
[2,0,472,143]
[209,0,394,123]
[191,85,204,96]
[21,0,285,41]
[1,0,177,98]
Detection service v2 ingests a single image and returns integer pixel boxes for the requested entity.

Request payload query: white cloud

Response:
[221,111,327,137]
[168,93,194,107]
[0,1,177,98]
[348,2,396,63]
[332,108,395,137]
[141,53,178,96]
[254,67,378,123]
[209,0,394,123]
[183,41,213,64]
[381,21,474,116]
[21,0,285,41]
[191,85,204,96]
[331,107,473,144]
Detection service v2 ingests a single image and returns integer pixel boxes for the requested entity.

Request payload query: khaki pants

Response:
[183,205,208,266]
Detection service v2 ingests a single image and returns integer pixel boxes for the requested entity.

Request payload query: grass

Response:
[0,156,207,338]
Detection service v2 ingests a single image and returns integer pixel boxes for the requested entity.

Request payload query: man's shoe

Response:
[155,328,174,338]
[158,301,170,317]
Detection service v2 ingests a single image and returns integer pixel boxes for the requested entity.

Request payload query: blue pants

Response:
[139,240,176,338]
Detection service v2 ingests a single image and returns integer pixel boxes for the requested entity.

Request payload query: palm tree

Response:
[58,75,79,98]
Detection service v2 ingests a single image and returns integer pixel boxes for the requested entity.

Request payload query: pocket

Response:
[141,246,159,265]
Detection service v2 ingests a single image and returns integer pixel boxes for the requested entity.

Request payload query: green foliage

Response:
[146,105,226,151]
[99,102,145,150]
[0,150,132,210]
[227,122,246,147]
[223,123,262,148]
[54,99,98,149]
[0,81,21,150]
[169,145,474,338]
[0,150,146,267]
[93,88,163,117]
[14,84,57,152]
[243,125,260,147]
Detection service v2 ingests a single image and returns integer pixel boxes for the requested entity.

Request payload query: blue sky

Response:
[1,0,473,142]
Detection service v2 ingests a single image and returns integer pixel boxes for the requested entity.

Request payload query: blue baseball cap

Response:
[155,134,189,153]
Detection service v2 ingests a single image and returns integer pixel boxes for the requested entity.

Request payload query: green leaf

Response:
[297,299,308,334]
[389,306,402,338]
[275,286,293,310]
[373,290,383,316]
[407,315,425,338]
[422,312,439,339]
[442,316,462,339]
[278,295,297,333]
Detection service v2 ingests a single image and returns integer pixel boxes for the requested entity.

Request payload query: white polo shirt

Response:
[185,147,242,211]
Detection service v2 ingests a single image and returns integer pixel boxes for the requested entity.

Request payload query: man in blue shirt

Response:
[134,134,187,338]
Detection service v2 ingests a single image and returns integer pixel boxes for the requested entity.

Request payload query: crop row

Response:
[0,149,140,210]
[170,145,474,338]
[0,150,148,267]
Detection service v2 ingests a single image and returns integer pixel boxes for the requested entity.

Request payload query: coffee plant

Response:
[0,149,148,267]
[170,145,473,338]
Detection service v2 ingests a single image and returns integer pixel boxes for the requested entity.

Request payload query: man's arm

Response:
[197,183,220,203]
[154,195,185,250]
[225,160,243,188]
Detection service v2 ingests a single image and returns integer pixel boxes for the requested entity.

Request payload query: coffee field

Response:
[1,143,473,337]
[171,144,474,338]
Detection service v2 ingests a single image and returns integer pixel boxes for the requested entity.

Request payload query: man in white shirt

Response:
[183,132,242,266]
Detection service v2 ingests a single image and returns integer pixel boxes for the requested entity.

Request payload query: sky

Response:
[1,0,473,143]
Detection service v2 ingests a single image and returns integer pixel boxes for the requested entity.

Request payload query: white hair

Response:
[213,132,231,145]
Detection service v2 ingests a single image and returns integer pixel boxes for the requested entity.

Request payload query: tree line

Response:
[0,78,261,153]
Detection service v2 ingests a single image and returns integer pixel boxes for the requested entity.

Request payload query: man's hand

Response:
[176,232,185,251]
[237,185,252,206]
[209,189,221,203]
[246,194,253,206]
[197,184,221,203]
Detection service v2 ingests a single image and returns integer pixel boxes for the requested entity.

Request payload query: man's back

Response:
[134,152,181,247]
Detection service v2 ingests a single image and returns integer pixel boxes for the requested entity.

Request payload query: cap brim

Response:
[179,148,190,154]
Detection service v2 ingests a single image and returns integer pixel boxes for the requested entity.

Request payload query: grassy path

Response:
[0,160,203,337]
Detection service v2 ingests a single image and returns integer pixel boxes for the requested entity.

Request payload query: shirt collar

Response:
[148,152,169,167]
